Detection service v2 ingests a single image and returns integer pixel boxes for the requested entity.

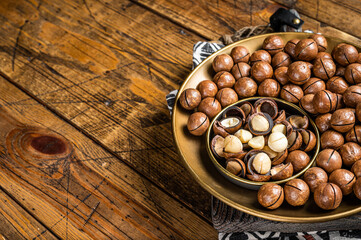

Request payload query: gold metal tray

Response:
[172,32,361,222]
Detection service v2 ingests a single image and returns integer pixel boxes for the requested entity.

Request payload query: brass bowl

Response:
[172,32,361,222]
[206,97,320,190]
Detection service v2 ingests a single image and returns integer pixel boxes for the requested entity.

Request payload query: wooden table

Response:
[0,0,360,239]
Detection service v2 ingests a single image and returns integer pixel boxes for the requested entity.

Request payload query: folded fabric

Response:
[167,41,361,240]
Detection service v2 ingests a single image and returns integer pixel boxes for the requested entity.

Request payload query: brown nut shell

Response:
[302,77,326,95]
[285,150,310,172]
[345,125,361,144]
[316,149,342,173]
[274,110,286,122]
[246,173,271,182]
[263,35,285,56]
[303,167,328,192]
[187,112,209,136]
[312,90,336,114]
[329,169,356,195]
[284,179,310,206]
[300,94,318,114]
[179,88,202,110]
[223,106,246,121]
[312,58,336,80]
[231,62,251,80]
[219,117,243,134]
[314,52,332,62]
[250,50,272,65]
[343,85,361,108]
[230,46,250,64]
[210,135,225,159]
[212,121,229,138]
[198,97,222,119]
[258,79,280,98]
[248,112,273,136]
[257,183,284,209]
[234,77,258,98]
[254,98,278,120]
[274,66,289,85]
[295,39,318,61]
[300,129,316,152]
[226,158,246,178]
[270,162,293,180]
[271,149,288,166]
[353,178,361,200]
[287,130,303,151]
[284,39,300,59]
[356,102,361,122]
[309,34,327,52]
[280,84,304,104]
[326,76,349,95]
[287,115,309,129]
[213,71,236,89]
[272,52,291,69]
[315,113,332,133]
[335,66,346,76]
[212,54,234,72]
[339,142,361,167]
[216,88,239,108]
[239,102,255,120]
[197,80,218,98]
[320,130,344,149]
[333,44,358,66]
[345,63,361,85]
[287,61,311,85]
[251,61,273,83]
[351,160,361,178]
[314,183,342,210]
[330,108,355,133]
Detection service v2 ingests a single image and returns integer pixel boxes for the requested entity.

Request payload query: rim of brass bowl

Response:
[206,96,320,189]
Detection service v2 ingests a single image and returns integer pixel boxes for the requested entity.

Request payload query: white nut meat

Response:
[268,132,288,152]
[248,136,265,150]
[251,115,269,132]
[262,145,278,158]
[272,123,287,135]
[252,152,271,174]
[224,135,243,153]
[234,129,253,143]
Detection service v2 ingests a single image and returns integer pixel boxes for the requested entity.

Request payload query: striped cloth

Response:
[167,41,361,240]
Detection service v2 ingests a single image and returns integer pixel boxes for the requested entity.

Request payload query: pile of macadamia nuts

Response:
[179,33,361,210]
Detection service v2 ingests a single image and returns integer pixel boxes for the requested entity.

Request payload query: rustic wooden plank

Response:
[0,75,217,239]
[0,188,57,240]
[0,0,216,220]
[273,0,361,40]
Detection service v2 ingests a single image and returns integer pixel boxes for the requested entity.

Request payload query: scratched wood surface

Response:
[0,0,359,239]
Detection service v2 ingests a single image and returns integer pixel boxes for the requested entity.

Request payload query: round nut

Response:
[274,66,289,85]
[312,90,336,114]
[346,125,361,144]
[231,62,251,80]
[212,54,234,72]
[344,63,361,84]
[314,52,332,61]
[216,88,239,108]
[258,79,280,97]
[315,113,332,133]
[284,39,300,59]
[330,108,355,133]
[268,132,288,153]
[312,58,336,80]
[234,77,258,98]
[316,149,342,173]
[303,167,328,192]
[280,84,304,104]
[356,103,361,122]
[351,160,361,178]
[187,112,209,136]
[343,85,361,108]
[272,52,291,69]
[270,163,293,180]
[332,43,358,66]
[251,61,273,83]
[285,150,310,173]
[179,88,202,110]
[320,130,344,149]
[257,183,284,209]
[197,97,222,119]
[300,94,318,114]
[314,183,342,210]
[294,39,318,61]
[250,50,272,65]
[302,77,326,95]
[326,76,349,95]
[263,35,285,56]
[329,169,356,195]
[339,142,361,167]
[197,80,218,98]
[252,152,272,174]
[335,66,346,76]
[230,46,250,63]
[353,178,361,200]
[213,71,236,89]
[248,113,273,136]
[309,34,327,52]
[284,179,310,206]
[287,61,311,85]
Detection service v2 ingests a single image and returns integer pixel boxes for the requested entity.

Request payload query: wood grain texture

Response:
[0,0,215,220]
[0,75,217,239]
[273,0,361,40]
